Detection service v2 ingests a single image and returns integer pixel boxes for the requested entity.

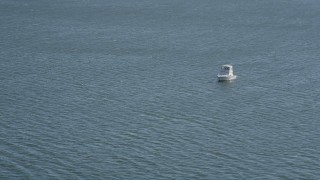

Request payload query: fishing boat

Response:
[217,64,237,81]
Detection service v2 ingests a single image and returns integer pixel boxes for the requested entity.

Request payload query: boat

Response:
[217,64,237,81]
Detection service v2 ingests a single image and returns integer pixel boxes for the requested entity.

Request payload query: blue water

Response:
[1,0,320,179]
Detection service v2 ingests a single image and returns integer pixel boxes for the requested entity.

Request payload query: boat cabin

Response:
[219,65,234,76]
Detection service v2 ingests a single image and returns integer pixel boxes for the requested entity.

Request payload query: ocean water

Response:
[1,0,320,179]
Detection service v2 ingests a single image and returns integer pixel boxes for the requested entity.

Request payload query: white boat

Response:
[217,64,237,81]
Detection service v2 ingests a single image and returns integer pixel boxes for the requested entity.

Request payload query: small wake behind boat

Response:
[217,64,237,81]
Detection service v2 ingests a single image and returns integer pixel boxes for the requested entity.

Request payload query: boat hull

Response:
[217,75,237,81]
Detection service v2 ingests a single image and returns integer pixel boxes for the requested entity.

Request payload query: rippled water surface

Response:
[1,0,320,179]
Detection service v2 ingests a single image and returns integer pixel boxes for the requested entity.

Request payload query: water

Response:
[1,0,320,179]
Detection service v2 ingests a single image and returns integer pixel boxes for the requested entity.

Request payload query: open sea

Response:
[1,0,320,179]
